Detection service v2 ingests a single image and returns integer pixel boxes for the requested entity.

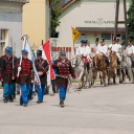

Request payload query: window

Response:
[80,33,86,41]
[101,34,111,40]
[112,34,121,40]
[0,29,8,56]
[55,32,59,38]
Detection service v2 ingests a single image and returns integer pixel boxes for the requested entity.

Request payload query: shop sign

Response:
[84,18,115,25]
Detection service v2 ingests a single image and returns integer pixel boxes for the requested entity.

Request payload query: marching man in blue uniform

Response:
[35,50,49,103]
[16,49,33,107]
[52,50,76,107]
[1,47,17,103]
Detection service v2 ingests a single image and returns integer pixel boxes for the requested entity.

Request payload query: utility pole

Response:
[114,0,128,45]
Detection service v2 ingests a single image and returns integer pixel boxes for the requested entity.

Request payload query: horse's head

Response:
[120,48,127,62]
[71,55,84,68]
[93,54,100,69]
[107,48,112,57]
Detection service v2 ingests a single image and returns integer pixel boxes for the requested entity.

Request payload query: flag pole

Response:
[17,35,26,77]
[49,39,55,96]
[71,27,81,56]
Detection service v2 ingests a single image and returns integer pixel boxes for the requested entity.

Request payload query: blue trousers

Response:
[12,84,16,96]
[20,84,29,105]
[58,86,67,100]
[3,83,14,98]
[36,84,46,101]
[28,84,33,99]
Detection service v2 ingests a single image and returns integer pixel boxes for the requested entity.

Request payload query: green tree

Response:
[128,0,134,43]
[50,0,62,37]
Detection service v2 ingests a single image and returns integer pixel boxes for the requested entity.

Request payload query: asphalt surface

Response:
[0,82,134,134]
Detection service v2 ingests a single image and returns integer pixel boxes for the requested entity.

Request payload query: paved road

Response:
[0,83,134,134]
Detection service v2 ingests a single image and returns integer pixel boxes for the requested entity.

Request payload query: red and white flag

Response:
[42,40,55,79]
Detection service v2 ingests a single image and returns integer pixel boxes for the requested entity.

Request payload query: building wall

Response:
[57,0,131,48]
[23,0,50,49]
[0,2,25,56]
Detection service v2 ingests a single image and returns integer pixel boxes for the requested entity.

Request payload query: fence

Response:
[51,47,72,60]
[51,46,94,60]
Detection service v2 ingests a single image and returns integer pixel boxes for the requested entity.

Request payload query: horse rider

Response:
[108,38,122,65]
[52,50,76,107]
[98,38,110,68]
[116,39,122,50]
[126,40,134,68]
[94,38,100,54]
[109,38,116,49]
[76,40,92,73]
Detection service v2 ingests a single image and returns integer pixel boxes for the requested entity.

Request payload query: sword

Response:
[55,74,68,79]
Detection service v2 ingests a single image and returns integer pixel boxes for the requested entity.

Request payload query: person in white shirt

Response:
[76,40,91,72]
[126,40,134,67]
[98,39,109,68]
[108,38,116,49]
[116,39,122,51]
[108,38,122,65]
[94,38,100,54]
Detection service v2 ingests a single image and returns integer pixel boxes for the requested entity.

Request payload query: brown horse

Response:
[92,54,107,87]
[107,49,118,85]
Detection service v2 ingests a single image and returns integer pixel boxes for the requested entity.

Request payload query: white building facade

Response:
[0,0,28,56]
[56,0,131,49]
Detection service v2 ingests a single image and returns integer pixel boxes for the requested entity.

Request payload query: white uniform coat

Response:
[108,43,122,60]
[126,45,134,55]
[76,45,91,59]
[98,44,107,55]
[95,44,100,54]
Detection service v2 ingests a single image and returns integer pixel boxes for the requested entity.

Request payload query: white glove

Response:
[18,67,21,72]
[31,80,34,83]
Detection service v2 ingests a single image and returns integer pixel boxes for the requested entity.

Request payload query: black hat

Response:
[37,50,42,56]
[100,38,105,43]
[95,38,99,42]
[116,39,120,42]
[81,40,88,44]
[112,37,116,41]
[128,39,132,43]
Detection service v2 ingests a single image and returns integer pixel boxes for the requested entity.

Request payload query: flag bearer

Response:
[1,47,17,103]
[35,50,49,103]
[52,50,76,107]
[16,49,33,107]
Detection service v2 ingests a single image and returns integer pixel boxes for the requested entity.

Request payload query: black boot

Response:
[20,102,23,106]
[60,100,64,108]
[86,63,90,73]
[9,96,13,102]
[3,98,8,103]
[104,57,110,69]
[36,100,42,104]
[23,104,27,107]
[13,93,16,99]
